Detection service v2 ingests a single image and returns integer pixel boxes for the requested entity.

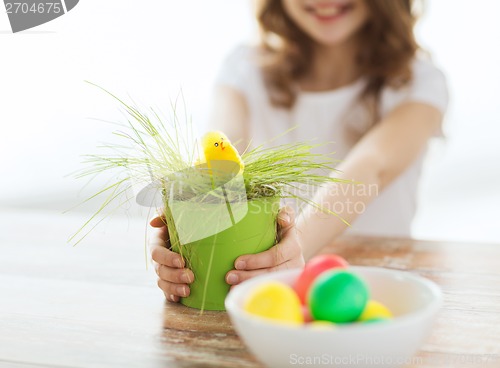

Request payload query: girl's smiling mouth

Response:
[304,1,355,22]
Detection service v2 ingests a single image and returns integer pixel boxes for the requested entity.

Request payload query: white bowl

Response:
[225,266,442,368]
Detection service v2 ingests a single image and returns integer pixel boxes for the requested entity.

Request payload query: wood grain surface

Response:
[0,209,499,368]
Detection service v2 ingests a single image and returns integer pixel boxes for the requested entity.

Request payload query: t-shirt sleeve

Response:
[406,58,449,114]
[379,58,449,136]
[214,45,256,96]
[381,58,449,117]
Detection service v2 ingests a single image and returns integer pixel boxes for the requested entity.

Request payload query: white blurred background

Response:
[1,0,499,243]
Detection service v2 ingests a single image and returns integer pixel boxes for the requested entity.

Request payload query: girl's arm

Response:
[297,101,443,259]
[228,101,443,284]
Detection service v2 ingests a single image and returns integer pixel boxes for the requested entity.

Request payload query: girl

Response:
[151,0,448,302]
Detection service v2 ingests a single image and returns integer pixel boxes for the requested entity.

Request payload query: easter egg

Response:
[358,300,393,322]
[308,270,369,323]
[294,254,349,304]
[302,305,313,323]
[244,282,303,325]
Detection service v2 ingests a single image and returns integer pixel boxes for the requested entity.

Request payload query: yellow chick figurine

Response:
[201,131,244,173]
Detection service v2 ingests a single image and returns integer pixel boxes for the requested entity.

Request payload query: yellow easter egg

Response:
[358,300,393,322]
[244,282,303,325]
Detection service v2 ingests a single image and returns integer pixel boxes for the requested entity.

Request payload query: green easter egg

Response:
[308,270,369,323]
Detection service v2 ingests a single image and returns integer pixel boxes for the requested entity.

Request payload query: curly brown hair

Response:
[256,0,420,112]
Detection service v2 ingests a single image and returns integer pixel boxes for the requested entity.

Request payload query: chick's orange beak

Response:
[220,141,225,150]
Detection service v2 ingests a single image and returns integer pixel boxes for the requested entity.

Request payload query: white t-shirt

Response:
[215,46,448,237]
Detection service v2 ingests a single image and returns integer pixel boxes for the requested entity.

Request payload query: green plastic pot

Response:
[170,196,280,311]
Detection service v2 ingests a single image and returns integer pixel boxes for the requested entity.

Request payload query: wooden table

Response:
[1,209,499,367]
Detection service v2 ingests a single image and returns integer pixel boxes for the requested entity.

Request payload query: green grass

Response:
[71,83,350,248]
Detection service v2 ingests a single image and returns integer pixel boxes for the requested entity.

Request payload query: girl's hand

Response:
[225,207,305,286]
[149,216,194,302]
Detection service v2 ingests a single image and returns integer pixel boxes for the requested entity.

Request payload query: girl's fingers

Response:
[277,206,295,239]
[149,213,170,250]
[235,240,300,271]
[156,226,170,244]
[155,207,302,297]
[234,230,301,271]
[150,210,191,302]
[233,207,298,271]
[156,263,194,284]
[227,206,304,285]
[150,215,166,228]
[157,279,190,300]
[151,245,185,268]
[167,294,180,303]
[226,257,304,285]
